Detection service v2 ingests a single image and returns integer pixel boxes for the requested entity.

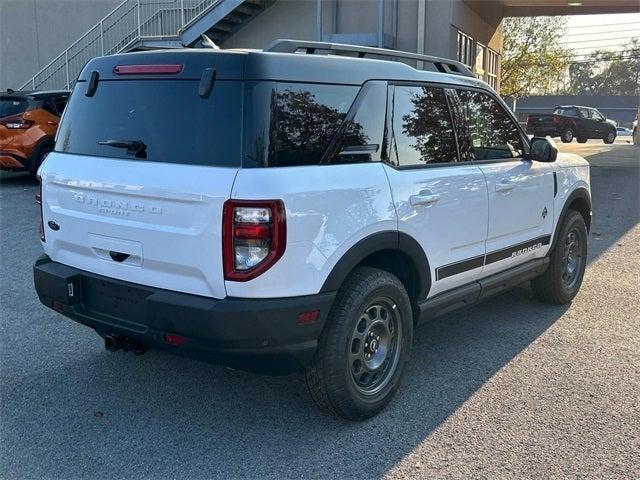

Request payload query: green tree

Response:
[501,16,573,99]
[569,39,640,96]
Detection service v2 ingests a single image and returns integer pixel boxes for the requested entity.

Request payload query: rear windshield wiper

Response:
[98,139,147,158]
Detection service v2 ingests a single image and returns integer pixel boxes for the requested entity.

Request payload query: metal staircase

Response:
[20,0,274,91]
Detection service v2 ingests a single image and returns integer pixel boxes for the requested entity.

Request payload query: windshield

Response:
[56,80,242,167]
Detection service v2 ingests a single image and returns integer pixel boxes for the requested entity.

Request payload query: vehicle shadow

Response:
[586,155,639,264]
[1,285,567,479]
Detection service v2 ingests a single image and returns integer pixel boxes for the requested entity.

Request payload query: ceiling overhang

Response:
[495,0,640,17]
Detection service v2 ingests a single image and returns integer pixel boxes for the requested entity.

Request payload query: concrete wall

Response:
[223,0,502,84]
[0,0,121,91]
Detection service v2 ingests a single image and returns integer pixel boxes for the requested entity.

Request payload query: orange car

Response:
[1,89,69,177]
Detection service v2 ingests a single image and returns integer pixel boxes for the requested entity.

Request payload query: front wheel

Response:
[603,130,616,144]
[305,267,413,420]
[532,210,587,304]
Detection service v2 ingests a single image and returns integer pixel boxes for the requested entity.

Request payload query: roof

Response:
[2,89,70,98]
[78,48,489,90]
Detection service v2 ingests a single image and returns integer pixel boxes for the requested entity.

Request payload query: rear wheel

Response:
[532,210,587,304]
[561,127,574,143]
[28,143,53,179]
[305,267,413,420]
[577,137,588,144]
[603,130,616,144]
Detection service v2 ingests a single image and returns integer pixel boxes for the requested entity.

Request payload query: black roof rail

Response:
[264,39,475,78]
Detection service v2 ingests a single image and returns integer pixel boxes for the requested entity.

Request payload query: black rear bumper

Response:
[33,256,335,373]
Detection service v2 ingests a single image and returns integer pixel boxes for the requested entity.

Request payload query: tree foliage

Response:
[568,38,640,96]
[501,16,572,98]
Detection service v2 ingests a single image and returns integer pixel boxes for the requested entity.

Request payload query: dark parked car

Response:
[526,105,617,144]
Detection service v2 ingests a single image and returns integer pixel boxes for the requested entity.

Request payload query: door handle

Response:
[47,121,58,126]
[495,180,515,193]
[410,192,440,207]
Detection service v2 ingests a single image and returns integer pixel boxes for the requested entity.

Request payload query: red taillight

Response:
[36,178,45,242]
[114,64,183,75]
[164,333,188,346]
[0,114,34,129]
[222,199,286,281]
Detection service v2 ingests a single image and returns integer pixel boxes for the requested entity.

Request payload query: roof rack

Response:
[264,39,474,78]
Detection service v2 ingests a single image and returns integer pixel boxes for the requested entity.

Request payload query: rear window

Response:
[56,80,242,167]
[1,97,32,117]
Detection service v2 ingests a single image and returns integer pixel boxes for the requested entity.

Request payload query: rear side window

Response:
[456,89,524,160]
[326,81,387,165]
[243,82,358,167]
[554,107,577,117]
[388,85,458,167]
[56,80,242,167]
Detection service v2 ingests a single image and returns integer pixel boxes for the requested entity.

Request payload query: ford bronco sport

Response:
[33,40,591,420]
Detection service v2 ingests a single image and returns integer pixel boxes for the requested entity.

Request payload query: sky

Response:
[560,13,640,58]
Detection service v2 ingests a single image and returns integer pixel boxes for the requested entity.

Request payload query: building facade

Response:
[2,0,637,93]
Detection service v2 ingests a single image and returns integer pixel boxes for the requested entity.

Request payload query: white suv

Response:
[34,40,591,420]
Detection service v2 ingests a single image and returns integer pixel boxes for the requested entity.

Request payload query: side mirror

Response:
[529,137,558,162]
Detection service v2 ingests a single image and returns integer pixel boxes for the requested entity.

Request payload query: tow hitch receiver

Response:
[104,334,147,356]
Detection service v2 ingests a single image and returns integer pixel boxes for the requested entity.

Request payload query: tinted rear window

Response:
[1,97,32,117]
[56,80,241,167]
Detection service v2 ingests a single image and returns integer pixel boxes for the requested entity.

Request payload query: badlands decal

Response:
[436,235,552,281]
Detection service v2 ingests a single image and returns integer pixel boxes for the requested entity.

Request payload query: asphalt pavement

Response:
[1,139,638,479]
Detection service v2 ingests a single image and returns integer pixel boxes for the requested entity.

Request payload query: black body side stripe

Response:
[435,235,552,281]
[484,235,551,265]
[436,255,484,281]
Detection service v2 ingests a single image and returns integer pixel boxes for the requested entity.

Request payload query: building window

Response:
[456,30,475,68]
[485,48,499,90]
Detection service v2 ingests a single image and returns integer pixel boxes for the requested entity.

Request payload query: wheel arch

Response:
[320,231,431,312]
[29,136,55,168]
[552,187,592,251]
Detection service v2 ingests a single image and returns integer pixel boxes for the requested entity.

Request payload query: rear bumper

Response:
[33,256,335,373]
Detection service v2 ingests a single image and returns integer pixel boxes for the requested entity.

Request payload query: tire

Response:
[532,210,587,304]
[305,267,413,420]
[561,127,574,143]
[603,130,616,144]
[577,137,588,144]
[28,143,53,179]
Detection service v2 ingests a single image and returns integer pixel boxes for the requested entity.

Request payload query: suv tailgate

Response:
[39,52,244,299]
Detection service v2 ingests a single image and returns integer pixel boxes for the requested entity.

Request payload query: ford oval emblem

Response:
[47,220,60,231]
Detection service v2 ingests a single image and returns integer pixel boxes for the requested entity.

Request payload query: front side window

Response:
[388,85,458,167]
[456,89,524,160]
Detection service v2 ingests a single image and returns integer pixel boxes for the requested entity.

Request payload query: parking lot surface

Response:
[1,139,639,479]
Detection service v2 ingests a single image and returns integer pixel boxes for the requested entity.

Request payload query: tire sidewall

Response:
[326,272,413,416]
[562,128,574,143]
[29,142,53,177]
[603,130,616,144]
[551,212,588,302]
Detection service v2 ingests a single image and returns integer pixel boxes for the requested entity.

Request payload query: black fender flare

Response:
[551,187,592,251]
[319,231,430,301]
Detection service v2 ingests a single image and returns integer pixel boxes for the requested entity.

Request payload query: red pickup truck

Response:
[526,105,617,144]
